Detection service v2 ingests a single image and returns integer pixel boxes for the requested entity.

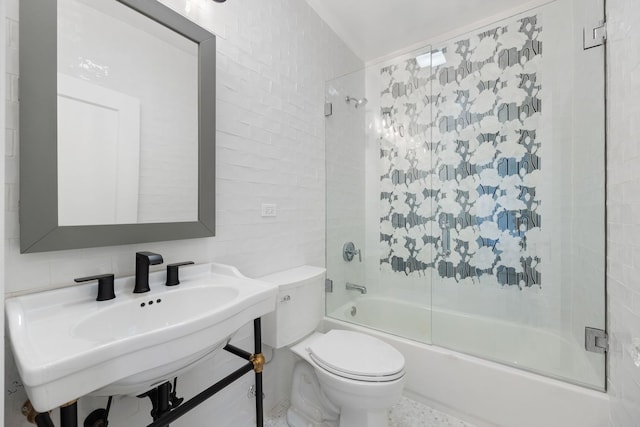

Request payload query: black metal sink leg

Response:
[60,401,78,427]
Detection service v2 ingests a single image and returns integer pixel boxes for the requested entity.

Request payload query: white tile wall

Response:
[606,0,640,424]
[3,0,362,424]
[0,0,6,422]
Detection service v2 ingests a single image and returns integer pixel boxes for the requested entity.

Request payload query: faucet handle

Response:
[75,274,116,301]
[166,261,195,286]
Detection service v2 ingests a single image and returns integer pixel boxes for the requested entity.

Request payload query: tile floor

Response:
[265,396,475,427]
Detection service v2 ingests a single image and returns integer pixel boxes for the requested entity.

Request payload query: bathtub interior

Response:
[332,296,430,343]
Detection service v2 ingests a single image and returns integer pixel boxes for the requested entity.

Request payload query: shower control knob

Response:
[343,242,362,262]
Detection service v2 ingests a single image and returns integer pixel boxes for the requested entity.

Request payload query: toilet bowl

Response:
[261,267,406,427]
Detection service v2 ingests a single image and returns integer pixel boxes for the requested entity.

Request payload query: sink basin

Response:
[6,263,277,412]
[72,286,240,342]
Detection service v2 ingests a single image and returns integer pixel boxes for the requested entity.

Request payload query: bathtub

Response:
[324,296,609,427]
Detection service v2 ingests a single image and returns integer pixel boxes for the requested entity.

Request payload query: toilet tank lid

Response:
[259,265,326,289]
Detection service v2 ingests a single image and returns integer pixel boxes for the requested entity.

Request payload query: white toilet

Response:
[261,266,406,427]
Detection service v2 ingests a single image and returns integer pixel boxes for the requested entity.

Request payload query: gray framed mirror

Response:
[20,0,216,253]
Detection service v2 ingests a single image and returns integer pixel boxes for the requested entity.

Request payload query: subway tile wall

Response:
[3,0,361,425]
[606,0,640,425]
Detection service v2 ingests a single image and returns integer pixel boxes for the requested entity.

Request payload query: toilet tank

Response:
[260,266,326,349]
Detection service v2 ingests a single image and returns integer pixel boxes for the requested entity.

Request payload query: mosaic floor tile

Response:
[265,396,475,427]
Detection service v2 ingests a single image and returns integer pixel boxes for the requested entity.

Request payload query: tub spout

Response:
[346,282,367,294]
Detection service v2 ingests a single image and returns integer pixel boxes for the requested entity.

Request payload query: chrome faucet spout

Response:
[345,282,367,294]
[135,251,164,293]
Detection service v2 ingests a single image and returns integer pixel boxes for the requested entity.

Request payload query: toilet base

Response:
[287,362,339,427]
[287,407,337,427]
[339,407,389,427]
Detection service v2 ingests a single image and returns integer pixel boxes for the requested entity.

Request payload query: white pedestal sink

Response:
[6,263,277,412]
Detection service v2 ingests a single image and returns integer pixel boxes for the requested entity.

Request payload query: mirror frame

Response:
[20,0,216,253]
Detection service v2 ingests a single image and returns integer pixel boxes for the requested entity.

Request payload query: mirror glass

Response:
[57,0,198,226]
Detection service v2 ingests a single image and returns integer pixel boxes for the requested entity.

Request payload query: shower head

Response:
[345,95,368,108]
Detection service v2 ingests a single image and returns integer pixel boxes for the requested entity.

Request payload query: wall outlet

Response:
[261,203,277,217]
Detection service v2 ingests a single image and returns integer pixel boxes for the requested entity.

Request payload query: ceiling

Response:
[305,0,547,63]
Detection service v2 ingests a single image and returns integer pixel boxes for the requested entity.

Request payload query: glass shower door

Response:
[429,1,606,389]
[325,45,433,344]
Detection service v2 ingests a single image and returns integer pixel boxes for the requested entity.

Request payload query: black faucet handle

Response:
[75,274,116,301]
[166,262,195,286]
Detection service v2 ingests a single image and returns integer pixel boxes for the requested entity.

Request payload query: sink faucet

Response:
[135,251,164,293]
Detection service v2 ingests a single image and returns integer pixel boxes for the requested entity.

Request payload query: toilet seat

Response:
[307,330,405,382]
